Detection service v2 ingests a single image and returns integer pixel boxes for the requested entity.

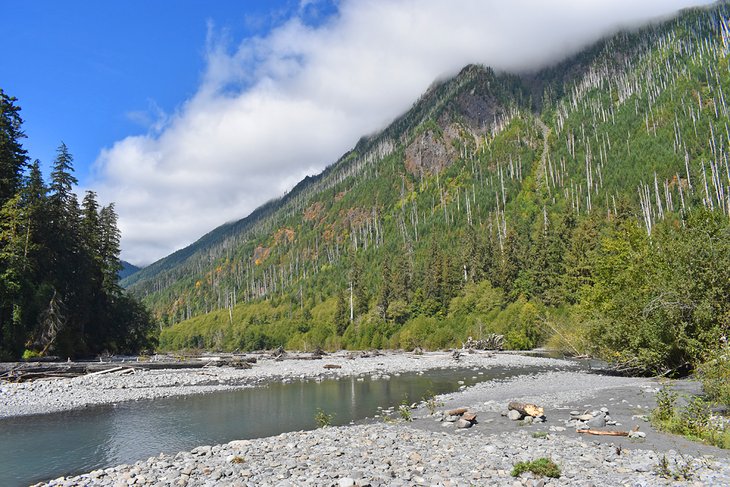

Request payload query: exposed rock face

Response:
[404,125,460,176]
[453,89,502,130]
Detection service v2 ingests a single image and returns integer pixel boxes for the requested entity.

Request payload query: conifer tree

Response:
[0,89,27,206]
[334,290,348,335]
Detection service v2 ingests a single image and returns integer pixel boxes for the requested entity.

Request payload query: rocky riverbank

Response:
[6,352,730,486]
[35,418,730,486]
[0,351,573,418]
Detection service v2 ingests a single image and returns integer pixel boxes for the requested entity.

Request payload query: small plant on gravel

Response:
[422,389,443,415]
[531,431,548,439]
[652,384,677,422]
[399,397,413,422]
[681,395,712,437]
[230,456,245,464]
[314,408,334,428]
[654,454,694,481]
[511,458,561,478]
[382,414,396,424]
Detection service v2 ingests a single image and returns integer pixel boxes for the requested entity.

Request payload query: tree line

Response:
[0,89,157,360]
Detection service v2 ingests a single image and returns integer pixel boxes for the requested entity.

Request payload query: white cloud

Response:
[93,0,713,265]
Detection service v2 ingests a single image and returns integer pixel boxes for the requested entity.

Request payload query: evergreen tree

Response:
[0,194,27,357]
[98,204,123,294]
[0,89,27,206]
[376,259,392,319]
[334,290,348,335]
[351,260,369,318]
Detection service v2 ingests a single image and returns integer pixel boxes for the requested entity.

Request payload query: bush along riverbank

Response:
[651,343,730,450]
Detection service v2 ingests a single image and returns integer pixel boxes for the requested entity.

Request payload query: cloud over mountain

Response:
[93,0,712,265]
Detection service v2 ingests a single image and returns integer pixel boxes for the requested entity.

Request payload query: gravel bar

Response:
[0,351,572,418]
[4,352,730,486]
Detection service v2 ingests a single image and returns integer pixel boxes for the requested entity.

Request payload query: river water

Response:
[1,365,544,486]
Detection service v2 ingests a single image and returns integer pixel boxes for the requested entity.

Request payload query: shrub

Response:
[652,384,678,423]
[697,344,730,408]
[511,458,561,478]
[22,349,41,360]
[314,408,334,428]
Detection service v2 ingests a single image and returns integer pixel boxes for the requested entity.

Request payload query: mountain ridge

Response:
[126,1,730,370]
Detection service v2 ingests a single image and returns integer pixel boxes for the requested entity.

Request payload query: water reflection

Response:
[0,366,542,486]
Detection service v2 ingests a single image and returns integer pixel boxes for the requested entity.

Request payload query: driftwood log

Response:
[446,407,468,416]
[577,429,629,436]
[323,364,342,369]
[508,401,544,418]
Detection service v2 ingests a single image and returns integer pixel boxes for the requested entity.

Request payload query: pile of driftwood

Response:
[463,334,504,351]
[0,364,89,382]
[0,355,257,383]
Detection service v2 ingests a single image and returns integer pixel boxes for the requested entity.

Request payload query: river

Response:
[1,365,547,486]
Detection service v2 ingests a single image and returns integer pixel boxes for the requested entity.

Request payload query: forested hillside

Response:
[0,91,157,360]
[130,2,730,374]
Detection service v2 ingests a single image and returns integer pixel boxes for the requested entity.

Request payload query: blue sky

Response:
[2,0,712,265]
[4,0,336,184]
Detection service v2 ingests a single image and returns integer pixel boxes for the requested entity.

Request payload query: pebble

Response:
[10,353,730,487]
[31,423,730,487]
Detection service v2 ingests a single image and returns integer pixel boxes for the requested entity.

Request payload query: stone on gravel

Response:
[586,413,606,428]
[507,409,522,421]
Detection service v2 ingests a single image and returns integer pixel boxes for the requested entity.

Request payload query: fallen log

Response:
[446,407,469,416]
[508,401,544,418]
[323,364,342,369]
[84,366,125,377]
[577,429,629,437]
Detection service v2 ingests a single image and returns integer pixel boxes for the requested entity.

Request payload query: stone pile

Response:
[566,408,616,430]
[438,407,478,429]
[566,407,647,439]
[505,402,546,425]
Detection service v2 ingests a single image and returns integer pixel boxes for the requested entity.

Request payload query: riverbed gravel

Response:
[0,351,573,418]
[6,352,730,486]
[35,421,730,487]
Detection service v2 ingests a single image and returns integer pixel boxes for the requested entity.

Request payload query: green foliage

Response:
[314,408,333,428]
[651,384,730,449]
[651,385,678,423]
[586,210,730,374]
[398,397,413,422]
[422,389,443,415]
[511,458,561,478]
[127,2,730,382]
[697,344,730,408]
[21,349,40,360]
[654,455,695,481]
[0,96,158,359]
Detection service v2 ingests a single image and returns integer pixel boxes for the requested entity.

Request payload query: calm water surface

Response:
[1,366,544,486]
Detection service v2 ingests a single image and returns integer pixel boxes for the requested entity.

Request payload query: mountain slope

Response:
[128,2,730,364]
